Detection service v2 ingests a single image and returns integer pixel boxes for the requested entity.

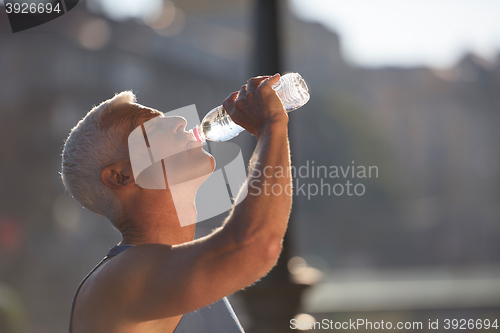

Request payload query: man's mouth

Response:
[186,132,203,148]
[189,126,206,143]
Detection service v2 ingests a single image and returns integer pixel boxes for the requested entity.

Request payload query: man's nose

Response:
[170,117,187,133]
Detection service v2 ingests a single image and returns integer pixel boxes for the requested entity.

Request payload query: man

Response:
[61,74,292,332]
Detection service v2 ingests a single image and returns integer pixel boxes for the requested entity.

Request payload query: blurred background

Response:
[1,0,500,332]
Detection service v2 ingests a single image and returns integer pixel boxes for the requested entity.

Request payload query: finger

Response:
[223,91,238,112]
[247,76,271,93]
[260,73,280,89]
[236,84,247,101]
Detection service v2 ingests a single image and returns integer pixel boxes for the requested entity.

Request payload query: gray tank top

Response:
[69,245,245,333]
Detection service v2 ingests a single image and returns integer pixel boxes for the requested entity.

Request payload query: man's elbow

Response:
[265,237,283,264]
[247,235,283,275]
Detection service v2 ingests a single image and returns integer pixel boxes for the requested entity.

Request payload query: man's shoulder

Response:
[75,244,177,312]
[101,244,176,277]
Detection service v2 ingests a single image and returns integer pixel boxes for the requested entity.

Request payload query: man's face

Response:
[135,114,215,189]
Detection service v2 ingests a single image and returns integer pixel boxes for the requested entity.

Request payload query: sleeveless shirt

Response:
[69,245,245,333]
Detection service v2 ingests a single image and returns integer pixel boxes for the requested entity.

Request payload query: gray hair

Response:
[61,91,161,223]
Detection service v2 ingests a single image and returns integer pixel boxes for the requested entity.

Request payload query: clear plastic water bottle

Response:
[190,73,310,142]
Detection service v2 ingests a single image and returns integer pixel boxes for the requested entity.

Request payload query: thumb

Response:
[223,91,239,112]
[261,73,280,87]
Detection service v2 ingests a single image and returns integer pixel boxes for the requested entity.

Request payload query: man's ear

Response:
[101,161,136,190]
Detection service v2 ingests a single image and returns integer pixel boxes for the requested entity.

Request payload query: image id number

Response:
[444,319,498,330]
[5,2,62,14]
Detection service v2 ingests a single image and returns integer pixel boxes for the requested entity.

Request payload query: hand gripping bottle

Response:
[190,73,310,142]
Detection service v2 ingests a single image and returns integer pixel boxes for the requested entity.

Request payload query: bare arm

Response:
[220,73,293,259]
[105,75,293,321]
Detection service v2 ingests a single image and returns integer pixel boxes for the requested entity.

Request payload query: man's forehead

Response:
[95,103,161,135]
[104,102,157,117]
[131,103,163,115]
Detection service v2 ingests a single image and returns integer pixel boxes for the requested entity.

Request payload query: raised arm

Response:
[220,73,293,265]
[106,75,293,321]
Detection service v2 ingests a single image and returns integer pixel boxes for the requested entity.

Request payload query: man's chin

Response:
[200,148,216,172]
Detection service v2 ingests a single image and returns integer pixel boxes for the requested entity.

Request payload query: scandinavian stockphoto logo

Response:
[4,0,79,33]
[128,105,248,227]
[248,160,379,199]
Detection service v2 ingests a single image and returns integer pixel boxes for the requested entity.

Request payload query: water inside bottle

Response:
[200,105,244,142]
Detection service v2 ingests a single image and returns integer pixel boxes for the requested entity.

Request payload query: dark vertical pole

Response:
[251,0,281,76]
[238,1,309,332]
[253,0,290,284]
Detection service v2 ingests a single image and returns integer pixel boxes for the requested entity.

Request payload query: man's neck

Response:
[116,174,204,246]
[117,193,198,246]
[119,213,196,246]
